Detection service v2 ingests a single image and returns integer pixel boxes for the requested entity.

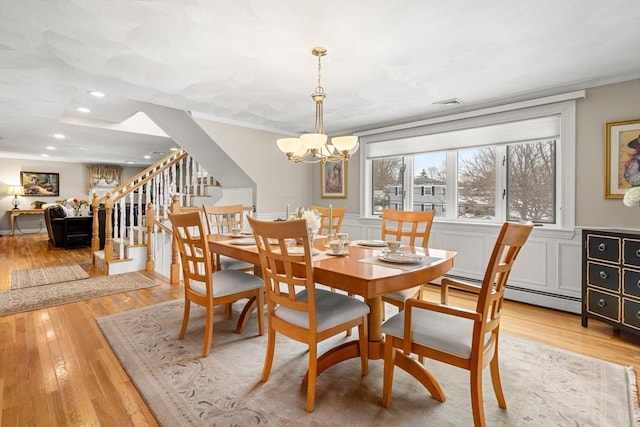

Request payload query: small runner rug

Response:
[1,272,159,316]
[10,264,89,289]
[98,300,640,427]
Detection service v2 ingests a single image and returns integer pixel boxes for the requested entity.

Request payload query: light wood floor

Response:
[1,233,638,426]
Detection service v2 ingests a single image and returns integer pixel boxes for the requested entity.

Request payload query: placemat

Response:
[358,255,442,271]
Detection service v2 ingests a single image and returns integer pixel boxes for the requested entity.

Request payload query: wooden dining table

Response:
[208,234,456,395]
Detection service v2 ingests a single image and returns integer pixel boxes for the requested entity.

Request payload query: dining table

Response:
[208,233,456,397]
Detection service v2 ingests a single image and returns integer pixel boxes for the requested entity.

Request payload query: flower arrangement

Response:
[623,186,640,207]
[65,198,90,216]
[290,207,321,233]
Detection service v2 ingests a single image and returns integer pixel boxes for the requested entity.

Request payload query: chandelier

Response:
[276,47,359,164]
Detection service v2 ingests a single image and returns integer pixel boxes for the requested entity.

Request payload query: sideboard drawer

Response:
[586,289,620,322]
[622,298,640,331]
[587,262,620,292]
[623,269,640,298]
[623,238,640,268]
[587,235,620,263]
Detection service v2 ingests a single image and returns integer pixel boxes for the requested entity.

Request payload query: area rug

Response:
[98,300,640,427]
[10,264,89,289]
[1,272,159,316]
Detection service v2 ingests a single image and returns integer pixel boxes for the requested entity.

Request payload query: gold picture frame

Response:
[321,161,347,198]
[605,118,640,199]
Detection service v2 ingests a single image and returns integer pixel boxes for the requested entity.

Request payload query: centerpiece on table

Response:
[290,207,321,243]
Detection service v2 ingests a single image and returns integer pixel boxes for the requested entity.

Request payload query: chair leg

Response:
[470,366,486,427]
[381,337,396,408]
[358,321,368,376]
[256,290,265,336]
[306,343,318,412]
[261,326,276,381]
[202,306,214,357]
[490,352,507,409]
[179,300,191,339]
[225,302,233,319]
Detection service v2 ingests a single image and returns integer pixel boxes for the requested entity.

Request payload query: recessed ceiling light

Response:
[46,146,56,150]
[170,147,178,151]
[126,161,135,164]
[40,154,49,157]
[76,107,91,113]
[143,155,151,159]
[88,91,106,98]
[53,133,66,139]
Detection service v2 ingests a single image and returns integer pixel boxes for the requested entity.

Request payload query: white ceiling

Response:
[1,0,639,167]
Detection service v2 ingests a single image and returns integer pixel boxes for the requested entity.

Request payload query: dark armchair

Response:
[44,205,93,248]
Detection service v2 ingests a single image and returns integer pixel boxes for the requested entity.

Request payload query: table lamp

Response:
[7,185,25,209]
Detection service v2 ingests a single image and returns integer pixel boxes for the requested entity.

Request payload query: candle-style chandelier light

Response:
[276,47,359,164]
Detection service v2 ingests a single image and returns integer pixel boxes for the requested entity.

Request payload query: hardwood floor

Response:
[1,233,638,426]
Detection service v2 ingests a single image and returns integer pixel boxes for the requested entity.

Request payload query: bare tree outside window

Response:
[457,147,496,219]
[372,157,403,214]
[507,141,556,223]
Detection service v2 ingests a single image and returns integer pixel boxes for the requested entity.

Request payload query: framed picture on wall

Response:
[321,161,347,198]
[20,171,60,196]
[605,118,640,199]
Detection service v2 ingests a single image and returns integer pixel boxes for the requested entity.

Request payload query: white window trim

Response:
[359,91,582,231]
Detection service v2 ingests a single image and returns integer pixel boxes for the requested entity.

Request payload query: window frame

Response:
[360,94,578,230]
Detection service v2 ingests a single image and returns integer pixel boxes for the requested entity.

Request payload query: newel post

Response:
[145,202,154,272]
[91,193,100,253]
[169,194,181,284]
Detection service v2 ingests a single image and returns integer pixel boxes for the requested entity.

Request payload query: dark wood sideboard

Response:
[582,228,640,336]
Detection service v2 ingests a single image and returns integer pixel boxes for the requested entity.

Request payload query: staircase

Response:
[90,149,228,276]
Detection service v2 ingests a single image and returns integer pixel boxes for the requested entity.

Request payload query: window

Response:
[362,95,578,228]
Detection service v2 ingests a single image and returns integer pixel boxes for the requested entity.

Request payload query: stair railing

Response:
[91,149,213,274]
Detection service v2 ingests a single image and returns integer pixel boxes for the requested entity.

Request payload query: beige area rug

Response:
[10,264,89,289]
[1,272,159,316]
[98,300,640,427]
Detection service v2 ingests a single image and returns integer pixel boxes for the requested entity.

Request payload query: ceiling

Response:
[1,0,639,167]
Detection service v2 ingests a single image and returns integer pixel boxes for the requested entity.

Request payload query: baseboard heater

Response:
[441,274,581,303]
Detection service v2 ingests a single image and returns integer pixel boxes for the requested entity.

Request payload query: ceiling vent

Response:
[433,98,463,106]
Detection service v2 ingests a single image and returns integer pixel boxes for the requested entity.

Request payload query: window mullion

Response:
[495,146,507,223]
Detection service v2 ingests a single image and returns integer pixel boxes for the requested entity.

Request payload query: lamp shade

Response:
[276,137,301,154]
[7,185,24,196]
[300,133,328,150]
[331,136,358,152]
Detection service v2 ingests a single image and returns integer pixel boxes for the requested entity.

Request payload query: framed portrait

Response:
[321,161,347,198]
[20,171,60,196]
[605,119,640,199]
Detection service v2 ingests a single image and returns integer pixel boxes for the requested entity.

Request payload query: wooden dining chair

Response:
[381,222,533,427]
[169,211,264,358]
[247,216,370,412]
[202,204,253,271]
[311,205,347,237]
[380,209,435,316]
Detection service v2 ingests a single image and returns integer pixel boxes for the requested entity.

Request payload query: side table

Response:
[7,209,45,236]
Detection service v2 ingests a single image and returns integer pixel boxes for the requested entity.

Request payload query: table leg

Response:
[10,213,16,236]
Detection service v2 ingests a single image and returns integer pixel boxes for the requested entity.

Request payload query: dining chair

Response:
[311,205,347,237]
[202,204,253,271]
[169,211,264,358]
[247,216,370,412]
[381,222,533,427]
[380,209,435,316]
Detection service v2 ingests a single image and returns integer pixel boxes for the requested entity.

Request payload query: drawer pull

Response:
[636,249,640,258]
[598,243,606,251]
[598,299,606,307]
[599,271,608,279]
[636,311,640,320]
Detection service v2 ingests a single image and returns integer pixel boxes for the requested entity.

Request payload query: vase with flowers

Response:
[66,198,90,216]
[290,207,321,243]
